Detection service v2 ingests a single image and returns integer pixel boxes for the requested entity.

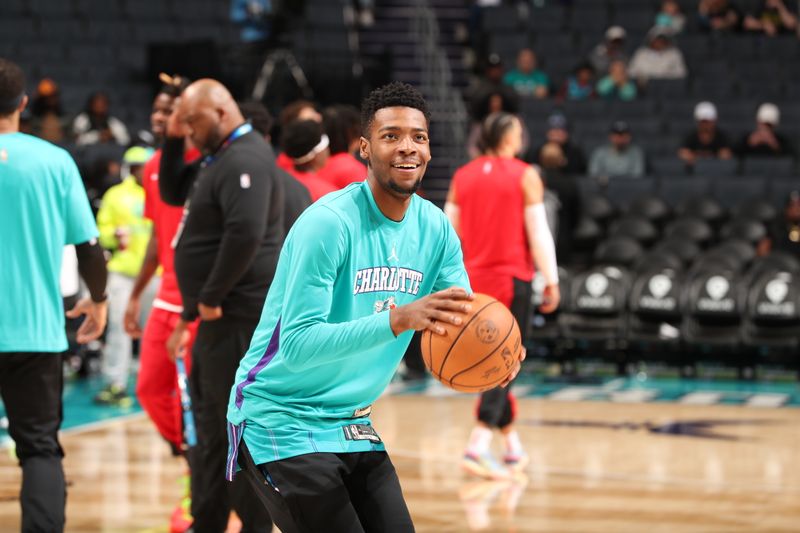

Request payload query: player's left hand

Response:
[66,298,108,344]
[167,320,191,361]
[198,303,222,321]
[539,284,561,314]
[500,346,526,388]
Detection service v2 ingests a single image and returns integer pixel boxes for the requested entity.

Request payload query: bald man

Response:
[159,79,282,532]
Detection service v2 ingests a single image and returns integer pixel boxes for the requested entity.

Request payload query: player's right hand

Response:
[124,297,142,338]
[390,287,474,336]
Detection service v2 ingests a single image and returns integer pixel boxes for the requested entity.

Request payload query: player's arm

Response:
[124,228,159,337]
[61,151,108,342]
[195,159,273,320]
[95,192,118,250]
[278,209,466,372]
[158,136,199,206]
[443,182,460,235]
[522,166,560,313]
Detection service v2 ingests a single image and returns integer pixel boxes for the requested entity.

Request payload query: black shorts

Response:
[238,442,415,533]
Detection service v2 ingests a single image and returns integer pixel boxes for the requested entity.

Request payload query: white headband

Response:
[292,134,330,165]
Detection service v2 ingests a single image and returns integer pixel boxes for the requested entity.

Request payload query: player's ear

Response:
[359,136,369,161]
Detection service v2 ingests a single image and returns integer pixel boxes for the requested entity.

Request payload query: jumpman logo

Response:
[387,242,399,262]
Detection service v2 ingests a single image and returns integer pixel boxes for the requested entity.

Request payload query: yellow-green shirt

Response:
[96,176,151,277]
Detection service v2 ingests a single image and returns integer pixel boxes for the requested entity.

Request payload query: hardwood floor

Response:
[1,396,798,532]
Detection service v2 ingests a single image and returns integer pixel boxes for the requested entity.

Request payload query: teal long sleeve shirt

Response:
[227,180,470,468]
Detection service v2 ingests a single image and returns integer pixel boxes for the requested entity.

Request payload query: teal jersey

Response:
[0,133,98,352]
[227,181,469,470]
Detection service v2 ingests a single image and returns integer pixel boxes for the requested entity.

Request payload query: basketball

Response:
[421,293,522,393]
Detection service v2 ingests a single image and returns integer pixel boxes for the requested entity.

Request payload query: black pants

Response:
[188,316,272,532]
[238,443,414,533]
[0,353,66,533]
[477,278,532,429]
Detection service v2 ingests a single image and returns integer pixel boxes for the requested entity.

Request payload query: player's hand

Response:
[500,346,526,388]
[167,320,191,362]
[124,296,142,338]
[198,303,222,321]
[166,99,189,138]
[66,298,108,344]
[390,287,474,336]
[539,284,561,314]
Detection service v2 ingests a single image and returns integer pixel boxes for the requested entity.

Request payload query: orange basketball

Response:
[420,293,522,393]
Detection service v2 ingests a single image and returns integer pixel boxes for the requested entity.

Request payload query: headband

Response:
[293,134,330,165]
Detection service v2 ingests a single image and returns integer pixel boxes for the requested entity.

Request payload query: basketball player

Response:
[280,119,337,201]
[121,73,198,531]
[445,111,560,479]
[226,82,524,533]
[0,58,108,532]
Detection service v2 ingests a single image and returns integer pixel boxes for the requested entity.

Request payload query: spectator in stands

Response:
[30,78,65,144]
[281,119,337,202]
[230,0,273,95]
[760,190,800,256]
[467,88,525,159]
[588,26,629,75]
[738,102,794,158]
[627,28,687,84]
[589,120,645,178]
[698,0,742,32]
[558,62,595,101]
[319,104,367,189]
[743,0,798,35]
[654,0,686,35]
[503,48,550,99]
[94,146,153,406]
[678,101,733,165]
[465,54,519,115]
[72,91,130,147]
[528,113,586,175]
[275,99,322,171]
[596,60,637,101]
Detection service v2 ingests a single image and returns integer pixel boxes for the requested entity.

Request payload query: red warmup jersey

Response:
[318,152,367,190]
[452,156,534,308]
[286,167,337,202]
[142,148,200,309]
[276,151,293,172]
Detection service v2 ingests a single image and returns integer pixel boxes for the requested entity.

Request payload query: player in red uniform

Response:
[280,119,337,201]
[122,74,199,532]
[445,111,560,479]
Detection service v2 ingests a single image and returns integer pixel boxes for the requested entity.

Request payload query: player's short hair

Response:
[281,119,324,159]
[323,104,361,155]
[0,58,26,116]
[239,100,273,137]
[158,73,190,99]
[479,111,517,153]
[360,81,430,137]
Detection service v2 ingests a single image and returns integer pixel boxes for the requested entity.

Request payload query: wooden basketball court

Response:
[1,394,798,532]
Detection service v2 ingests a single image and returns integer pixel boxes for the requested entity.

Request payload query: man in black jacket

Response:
[159,78,281,532]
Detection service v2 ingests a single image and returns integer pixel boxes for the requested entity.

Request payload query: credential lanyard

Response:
[201,122,253,168]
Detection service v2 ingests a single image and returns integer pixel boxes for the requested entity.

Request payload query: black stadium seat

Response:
[742,264,800,370]
[664,217,714,248]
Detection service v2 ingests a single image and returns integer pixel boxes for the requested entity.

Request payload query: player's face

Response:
[150,93,174,141]
[360,106,431,200]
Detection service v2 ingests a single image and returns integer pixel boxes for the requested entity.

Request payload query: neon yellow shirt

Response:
[96,176,151,277]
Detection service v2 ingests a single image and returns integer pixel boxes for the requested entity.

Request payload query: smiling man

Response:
[226,82,523,532]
